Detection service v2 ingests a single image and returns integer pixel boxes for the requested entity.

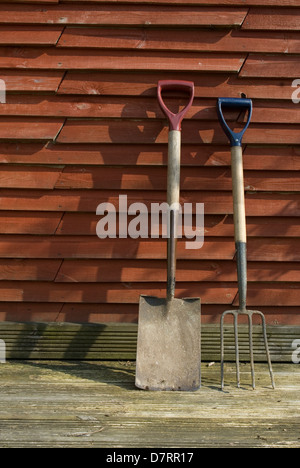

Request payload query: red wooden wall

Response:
[0,0,299,325]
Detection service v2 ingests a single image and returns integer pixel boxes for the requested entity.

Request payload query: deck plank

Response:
[0,361,299,448]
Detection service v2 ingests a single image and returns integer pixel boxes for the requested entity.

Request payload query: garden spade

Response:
[135,80,201,391]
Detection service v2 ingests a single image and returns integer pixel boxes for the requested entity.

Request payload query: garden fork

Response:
[217,98,275,390]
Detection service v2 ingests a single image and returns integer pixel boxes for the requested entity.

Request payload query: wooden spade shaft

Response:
[167,130,181,301]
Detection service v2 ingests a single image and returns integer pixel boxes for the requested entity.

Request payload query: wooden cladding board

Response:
[57,28,300,54]
[0,5,248,27]
[242,8,300,30]
[57,72,296,100]
[0,1,299,332]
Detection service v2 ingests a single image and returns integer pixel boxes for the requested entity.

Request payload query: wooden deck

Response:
[0,360,299,448]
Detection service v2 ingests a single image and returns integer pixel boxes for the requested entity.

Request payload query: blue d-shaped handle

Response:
[217,97,253,147]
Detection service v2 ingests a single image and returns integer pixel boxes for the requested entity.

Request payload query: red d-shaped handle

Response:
[157,80,194,131]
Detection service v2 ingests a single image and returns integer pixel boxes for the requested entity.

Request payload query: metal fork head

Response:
[220,308,275,390]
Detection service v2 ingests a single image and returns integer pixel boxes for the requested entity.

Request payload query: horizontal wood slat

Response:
[0,144,299,170]
[0,280,299,307]
[233,284,300,307]
[0,211,62,234]
[0,118,64,141]
[1,190,299,217]
[0,118,298,145]
[0,280,237,304]
[55,259,300,283]
[0,71,64,92]
[54,166,300,192]
[0,236,236,260]
[59,0,300,6]
[243,7,300,30]
[0,26,63,45]
[243,146,300,170]
[1,96,300,124]
[0,303,136,324]
[1,211,300,238]
[0,259,61,281]
[57,72,295,100]
[0,4,248,26]
[56,214,300,238]
[56,120,300,145]
[57,27,300,54]
[0,235,299,262]
[0,48,246,72]
[0,166,63,189]
[0,96,237,120]
[240,54,300,78]
[0,304,297,326]
[0,0,59,3]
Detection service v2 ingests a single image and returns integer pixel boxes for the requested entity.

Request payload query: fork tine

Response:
[255,311,275,389]
[220,311,226,390]
[248,312,255,389]
[221,309,275,390]
[234,312,240,388]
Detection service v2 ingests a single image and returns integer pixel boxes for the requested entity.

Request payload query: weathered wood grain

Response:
[0,0,58,3]
[234,283,300,307]
[0,259,61,281]
[0,235,299,262]
[0,211,62,234]
[0,71,64,92]
[55,166,300,192]
[0,303,296,325]
[249,101,300,124]
[248,238,300,262]
[57,27,300,54]
[0,303,63,322]
[0,96,234,120]
[0,118,64,141]
[0,143,299,170]
[0,143,230,166]
[0,236,236,260]
[243,146,300,170]
[0,359,299,448]
[56,120,300,145]
[56,213,300,238]
[57,72,295,100]
[0,48,246,72]
[55,259,300,283]
[0,25,63,45]
[0,4,248,26]
[0,166,63,189]
[1,96,300,124]
[0,280,237,304]
[59,0,300,5]
[243,7,300,30]
[1,190,299,217]
[0,322,300,363]
[240,54,300,78]
[60,0,300,5]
